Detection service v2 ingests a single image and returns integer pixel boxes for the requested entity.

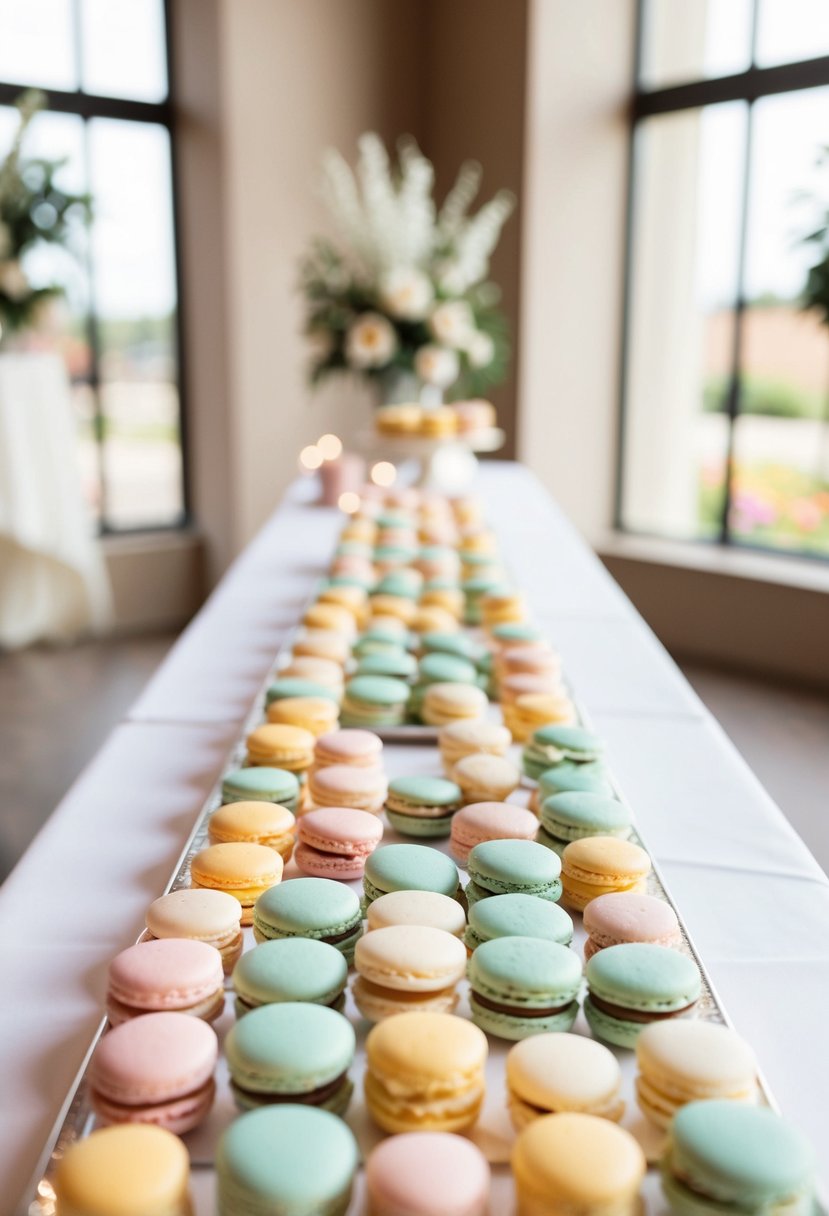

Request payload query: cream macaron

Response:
[636,1020,758,1128]
[353,924,468,1021]
[507,1033,624,1130]
[145,888,244,974]
[366,889,467,939]
[439,719,511,776]
[453,753,521,804]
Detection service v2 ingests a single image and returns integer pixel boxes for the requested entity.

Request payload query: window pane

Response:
[0,0,77,91]
[88,118,183,529]
[621,103,747,540]
[640,0,753,89]
[755,0,829,68]
[730,87,829,555]
[80,0,168,103]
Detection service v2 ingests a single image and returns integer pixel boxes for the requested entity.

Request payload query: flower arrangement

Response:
[300,133,514,400]
[0,90,90,338]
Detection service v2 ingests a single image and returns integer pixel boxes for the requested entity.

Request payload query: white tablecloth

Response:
[0,353,112,648]
[1,463,827,1211]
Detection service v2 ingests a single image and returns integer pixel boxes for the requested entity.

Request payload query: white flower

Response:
[466,330,495,368]
[0,260,30,301]
[429,299,475,349]
[345,311,397,369]
[415,344,459,388]
[379,267,433,320]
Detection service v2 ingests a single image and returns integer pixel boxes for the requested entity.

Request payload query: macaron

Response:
[144,888,243,973]
[453,752,521,803]
[384,774,463,838]
[292,629,351,665]
[491,621,547,648]
[503,690,577,742]
[636,1020,758,1128]
[245,723,315,772]
[466,838,562,905]
[539,791,632,853]
[107,939,225,1025]
[501,671,563,705]
[462,575,501,624]
[308,762,387,813]
[278,655,345,691]
[507,1032,624,1128]
[363,843,462,906]
[439,718,511,775]
[583,891,681,960]
[232,937,349,1016]
[523,724,605,780]
[464,892,573,951]
[208,800,297,862]
[450,800,538,865]
[421,682,488,726]
[216,1105,359,1216]
[295,806,383,880]
[496,644,561,680]
[467,935,581,1039]
[267,695,340,736]
[313,727,383,770]
[225,1001,355,1114]
[303,601,357,636]
[481,587,524,627]
[416,651,478,687]
[90,1011,218,1134]
[661,1102,815,1216]
[365,1011,488,1133]
[369,593,417,624]
[512,1113,646,1216]
[341,674,411,727]
[220,765,300,812]
[190,841,283,925]
[584,942,702,1048]
[528,761,613,812]
[54,1125,192,1216]
[252,876,363,963]
[366,889,467,938]
[418,588,465,621]
[355,649,418,680]
[560,837,651,911]
[353,629,410,658]
[353,924,468,1021]
[420,631,479,660]
[265,676,341,705]
[366,1132,490,1216]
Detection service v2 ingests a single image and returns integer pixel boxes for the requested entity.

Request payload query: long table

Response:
[2,462,827,1212]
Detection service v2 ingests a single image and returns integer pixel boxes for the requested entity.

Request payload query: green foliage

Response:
[799,145,829,328]
[703,375,823,419]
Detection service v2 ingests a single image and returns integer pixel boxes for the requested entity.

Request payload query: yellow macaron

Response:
[503,692,577,742]
[303,601,357,637]
[54,1124,192,1216]
[561,837,652,912]
[208,800,296,862]
[246,723,316,771]
[190,842,282,925]
[266,696,340,737]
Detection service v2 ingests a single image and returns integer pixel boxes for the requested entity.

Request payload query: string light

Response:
[299,444,323,470]
[317,433,343,460]
[370,461,397,487]
[338,491,360,513]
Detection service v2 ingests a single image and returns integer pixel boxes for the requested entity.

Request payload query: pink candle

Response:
[319,452,365,506]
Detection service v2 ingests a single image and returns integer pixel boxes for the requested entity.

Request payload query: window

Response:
[619,0,829,558]
[0,0,186,532]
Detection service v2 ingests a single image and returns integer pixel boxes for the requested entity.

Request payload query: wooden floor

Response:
[0,636,827,881]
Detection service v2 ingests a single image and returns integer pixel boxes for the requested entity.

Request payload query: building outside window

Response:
[0,0,185,532]
[619,0,829,558]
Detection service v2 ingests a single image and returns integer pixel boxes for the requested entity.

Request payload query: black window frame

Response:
[0,0,189,536]
[616,0,829,560]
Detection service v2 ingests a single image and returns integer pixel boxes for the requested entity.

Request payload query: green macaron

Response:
[462,575,502,623]
[224,1001,356,1114]
[373,571,421,599]
[661,1101,815,1216]
[341,674,411,728]
[491,622,547,645]
[464,892,574,951]
[416,652,478,686]
[523,725,605,781]
[253,877,363,963]
[419,632,479,661]
[265,678,341,706]
[221,766,301,811]
[363,843,461,906]
[534,761,614,799]
[466,839,563,904]
[217,1105,359,1216]
[584,942,702,1048]
[353,631,411,658]
[467,935,582,1039]
[355,651,418,680]
[384,775,463,838]
[232,938,349,1017]
[539,791,632,853]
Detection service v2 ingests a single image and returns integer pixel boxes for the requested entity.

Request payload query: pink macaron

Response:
[90,1011,218,1134]
[106,939,225,1025]
[450,801,539,866]
[295,807,384,880]
[582,891,682,960]
[307,763,387,813]
[501,672,564,705]
[366,1132,490,1216]
[313,728,383,771]
[497,646,562,678]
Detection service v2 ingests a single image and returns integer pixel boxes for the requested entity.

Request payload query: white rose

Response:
[466,330,495,368]
[380,268,433,321]
[345,312,398,369]
[415,343,459,389]
[429,299,475,349]
[0,260,30,301]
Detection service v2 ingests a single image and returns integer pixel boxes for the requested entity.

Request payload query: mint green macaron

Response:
[464,892,574,951]
[217,1105,359,1216]
[523,725,605,781]
[419,632,479,661]
[253,877,363,963]
[341,674,410,728]
[363,843,461,906]
[224,1001,356,1114]
[585,942,701,1048]
[232,938,349,1017]
[661,1101,815,1216]
[353,631,410,658]
[384,775,463,838]
[466,839,563,905]
[221,766,300,811]
[373,572,421,599]
[534,761,613,799]
[355,651,418,680]
[417,652,478,685]
[491,622,546,645]
[539,791,632,853]
[468,935,582,1040]
[265,678,340,706]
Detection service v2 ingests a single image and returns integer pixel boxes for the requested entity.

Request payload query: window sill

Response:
[101,528,205,633]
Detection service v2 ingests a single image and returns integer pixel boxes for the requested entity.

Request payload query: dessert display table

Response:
[1,462,827,1211]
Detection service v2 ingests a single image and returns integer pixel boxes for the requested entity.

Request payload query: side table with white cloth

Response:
[0,352,112,648]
